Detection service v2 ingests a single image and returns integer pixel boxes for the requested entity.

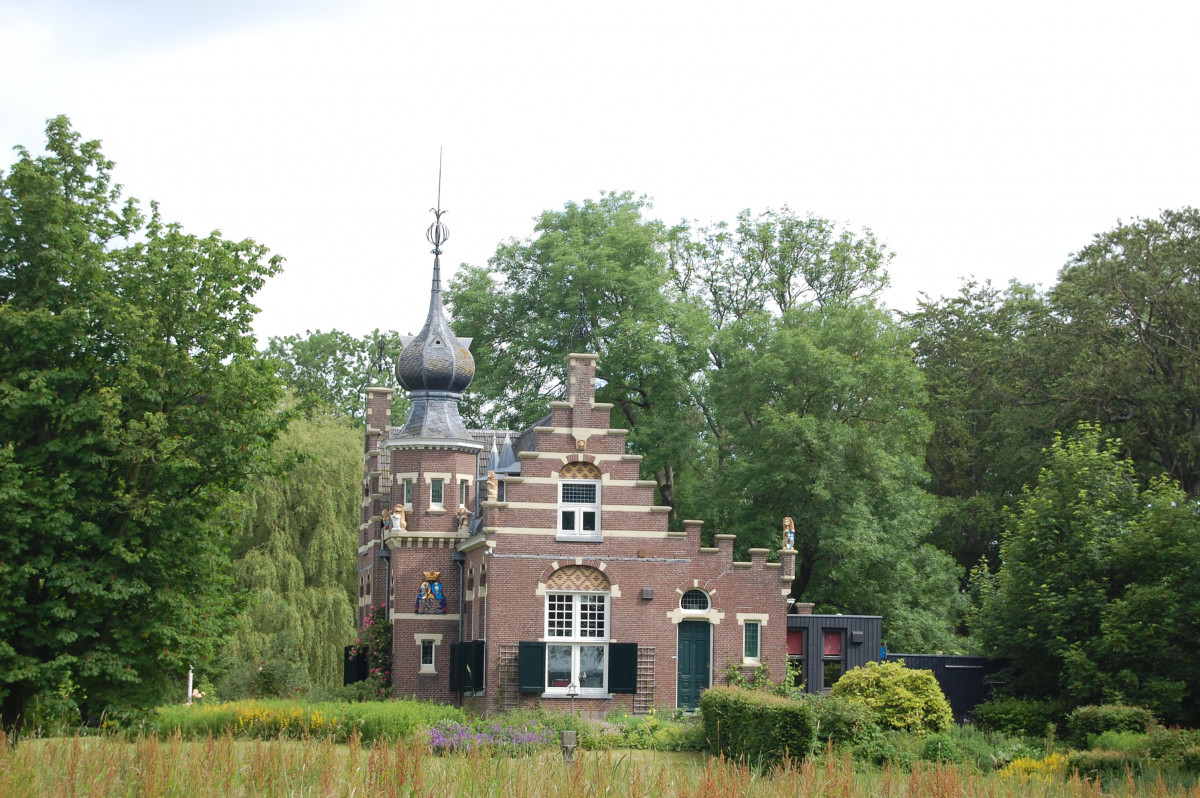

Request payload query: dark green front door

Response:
[677,621,711,711]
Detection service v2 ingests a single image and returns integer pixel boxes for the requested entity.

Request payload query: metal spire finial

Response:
[426,148,449,257]
[570,292,591,345]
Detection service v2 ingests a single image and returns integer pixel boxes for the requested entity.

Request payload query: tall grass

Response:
[153,698,466,743]
[4,733,1199,798]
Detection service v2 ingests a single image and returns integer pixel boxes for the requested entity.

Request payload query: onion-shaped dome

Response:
[395,296,475,393]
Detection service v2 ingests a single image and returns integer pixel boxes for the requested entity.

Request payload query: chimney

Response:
[565,353,598,406]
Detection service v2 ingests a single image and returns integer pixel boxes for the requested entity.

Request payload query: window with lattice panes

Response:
[544,592,609,694]
[559,480,600,539]
[680,589,710,612]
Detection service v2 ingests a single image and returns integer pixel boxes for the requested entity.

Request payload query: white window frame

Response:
[736,612,769,666]
[414,633,442,675]
[402,477,414,509]
[459,479,469,508]
[558,479,601,541]
[430,478,444,508]
[544,591,610,696]
[743,621,761,663]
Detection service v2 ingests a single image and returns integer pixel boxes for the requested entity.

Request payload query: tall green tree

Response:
[448,191,707,521]
[215,410,361,698]
[0,117,287,732]
[1050,208,1200,496]
[666,208,893,528]
[905,281,1063,576]
[974,424,1200,724]
[265,328,408,421]
[711,304,964,652]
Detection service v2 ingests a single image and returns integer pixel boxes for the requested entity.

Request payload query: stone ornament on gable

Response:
[487,470,498,501]
[416,570,447,614]
[783,517,795,551]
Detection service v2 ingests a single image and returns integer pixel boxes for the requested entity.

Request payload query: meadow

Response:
[6,730,1200,798]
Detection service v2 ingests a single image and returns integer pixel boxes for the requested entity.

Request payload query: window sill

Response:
[541,692,612,700]
[428,508,447,515]
[740,659,762,667]
[556,534,603,543]
[419,668,437,676]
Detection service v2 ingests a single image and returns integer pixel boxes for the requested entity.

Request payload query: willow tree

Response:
[215,411,361,697]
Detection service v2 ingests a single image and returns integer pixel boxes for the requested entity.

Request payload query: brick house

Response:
[356,226,792,713]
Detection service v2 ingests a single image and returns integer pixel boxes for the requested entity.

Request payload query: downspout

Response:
[379,543,391,618]
[453,549,466,708]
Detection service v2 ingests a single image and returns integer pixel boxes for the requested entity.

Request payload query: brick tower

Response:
[359,203,482,700]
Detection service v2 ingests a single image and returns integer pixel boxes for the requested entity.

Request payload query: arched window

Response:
[680,588,710,612]
[545,566,610,694]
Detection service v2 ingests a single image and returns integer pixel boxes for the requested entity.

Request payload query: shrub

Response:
[1066,704,1155,747]
[700,685,816,768]
[919,725,1037,771]
[1003,751,1069,780]
[1066,748,1137,778]
[805,693,880,749]
[1140,727,1200,766]
[830,660,953,734]
[599,710,705,751]
[1088,730,1147,752]
[972,696,1070,736]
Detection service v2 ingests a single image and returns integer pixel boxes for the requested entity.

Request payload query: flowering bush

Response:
[1003,752,1068,780]
[348,604,392,698]
[426,718,555,755]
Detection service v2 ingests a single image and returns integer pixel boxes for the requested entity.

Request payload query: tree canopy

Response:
[973,424,1200,725]
[449,197,964,650]
[0,117,287,732]
[265,328,408,422]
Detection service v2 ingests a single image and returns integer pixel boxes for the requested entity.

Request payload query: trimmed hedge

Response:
[1066,704,1155,747]
[155,699,466,743]
[830,660,952,734]
[973,697,1070,736]
[700,686,816,767]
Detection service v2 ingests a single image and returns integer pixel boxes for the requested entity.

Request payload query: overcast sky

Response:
[3,0,1198,343]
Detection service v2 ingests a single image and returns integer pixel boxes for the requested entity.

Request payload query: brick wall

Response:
[364,353,794,713]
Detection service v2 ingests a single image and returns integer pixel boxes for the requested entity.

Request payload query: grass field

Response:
[5,733,1200,798]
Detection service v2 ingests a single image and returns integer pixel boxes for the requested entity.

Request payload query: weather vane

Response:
[570,292,591,345]
[426,147,449,257]
[372,338,389,378]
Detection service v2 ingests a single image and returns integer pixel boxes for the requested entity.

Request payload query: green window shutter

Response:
[609,643,638,694]
[450,641,487,691]
[517,641,546,692]
[449,643,465,691]
[468,640,486,691]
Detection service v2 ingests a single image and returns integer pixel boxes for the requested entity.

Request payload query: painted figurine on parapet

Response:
[382,504,406,532]
[456,503,470,530]
[783,517,795,550]
[416,570,447,613]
